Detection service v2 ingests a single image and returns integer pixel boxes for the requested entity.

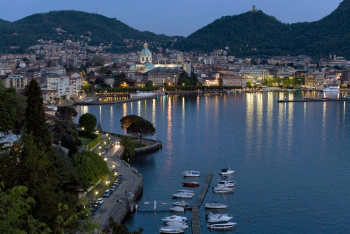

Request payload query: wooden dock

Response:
[278,98,350,103]
[192,174,213,234]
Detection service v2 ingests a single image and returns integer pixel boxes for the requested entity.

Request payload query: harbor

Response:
[75,92,350,233]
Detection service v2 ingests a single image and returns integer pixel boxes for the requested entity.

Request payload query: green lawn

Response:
[80,137,93,146]
[133,143,148,148]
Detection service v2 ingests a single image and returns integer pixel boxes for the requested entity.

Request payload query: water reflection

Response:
[165,97,173,168]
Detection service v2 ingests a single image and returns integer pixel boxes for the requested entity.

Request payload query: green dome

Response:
[140,43,151,56]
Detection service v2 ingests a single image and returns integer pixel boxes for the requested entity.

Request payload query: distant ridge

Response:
[1,1,350,57]
[175,0,350,58]
[0,10,172,53]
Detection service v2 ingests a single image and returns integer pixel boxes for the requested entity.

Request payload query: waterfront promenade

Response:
[93,134,143,230]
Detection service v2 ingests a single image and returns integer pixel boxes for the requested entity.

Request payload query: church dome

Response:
[145,63,155,70]
[140,43,151,56]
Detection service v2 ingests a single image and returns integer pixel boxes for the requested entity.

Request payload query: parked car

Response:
[97,198,104,205]
[103,190,110,198]
[101,150,106,155]
[110,186,116,192]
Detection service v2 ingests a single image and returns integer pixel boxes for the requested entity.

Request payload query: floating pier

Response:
[192,174,213,234]
[278,98,350,103]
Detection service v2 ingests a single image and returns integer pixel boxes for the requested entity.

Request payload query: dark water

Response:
[75,92,350,233]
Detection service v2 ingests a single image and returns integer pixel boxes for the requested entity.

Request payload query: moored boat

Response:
[162,215,188,222]
[322,86,339,92]
[217,180,235,188]
[169,206,185,212]
[182,170,200,177]
[164,221,188,230]
[205,202,227,209]
[213,186,234,194]
[172,193,194,199]
[159,227,184,233]
[177,189,194,195]
[173,201,189,207]
[207,212,233,223]
[182,182,200,187]
[220,168,235,176]
[207,222,237,230]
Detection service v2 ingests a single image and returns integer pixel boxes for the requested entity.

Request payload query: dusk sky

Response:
[0,0,344,36]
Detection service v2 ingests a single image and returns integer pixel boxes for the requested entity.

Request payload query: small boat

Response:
[177,190,194,195]
[207,212,233,223]
[220,168,235,176]
[343,95,350,99]
[322,86,339,92]
[182,170,200,177]
[205,202,227,209]
[172,193,194,199]
[159,227,184,233]
[213,186,234,194]
[165,221,188,230]
[217,180,235,188]
[162,215,188,222]
[130,91,157,98]
[173,201,189,207]
[182,182,200,187]
[169,206,185,212]
[207,222,237,230]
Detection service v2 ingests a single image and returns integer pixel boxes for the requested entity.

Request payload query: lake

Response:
[75,91,350,233]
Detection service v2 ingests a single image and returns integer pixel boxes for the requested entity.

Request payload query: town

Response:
[1,38,350,103]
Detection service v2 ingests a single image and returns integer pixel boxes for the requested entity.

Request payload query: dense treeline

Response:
[0,81,108,232]
[175,0,350,58]
[0,10,174,53]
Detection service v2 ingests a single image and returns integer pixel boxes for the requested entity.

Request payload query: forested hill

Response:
[0,19,9,25]
[175,0,350,58]
[0,10,171,53]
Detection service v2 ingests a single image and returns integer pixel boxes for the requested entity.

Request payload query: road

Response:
[93,134,143,230]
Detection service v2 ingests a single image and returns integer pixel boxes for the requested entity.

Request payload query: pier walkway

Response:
[192,174,213,234]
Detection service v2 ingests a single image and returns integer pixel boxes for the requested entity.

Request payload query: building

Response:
[221,74,247,87]
[145,67,182,86]
[2,74,28,90]
[305,71,325,89]
[46,75,70,97]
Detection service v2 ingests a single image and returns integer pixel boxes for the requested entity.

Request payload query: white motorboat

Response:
[162,215,188,222]
[322,86,339,92]
[217,180,235,188]
[159,227,184,233]
[205,202,227,209]
[207,222,237,230]
[220,163,235,176]
[130,91,157,98]
[173,201,189,207]
[169,206,185,212]
[220,168,235,176]
[207,212,233,223]
[164,221,188,229]
[172,193,194,199]
[177,190,194,195]
[213,186,234,194]
[182,170,200,177]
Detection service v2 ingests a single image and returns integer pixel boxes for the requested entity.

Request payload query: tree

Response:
[79,113,97,132]
[56,106,77,122]
[104,217,143,234]
[120,136,135,162]
[145,80,153,88]
[127,119,155,144]
[189,72,198,86]
[177,71,190,86]
[120,115,143,131]
[114,73,127,87]
[0,184,51,234]
[72,151,109,186]
[25,80,52,151]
